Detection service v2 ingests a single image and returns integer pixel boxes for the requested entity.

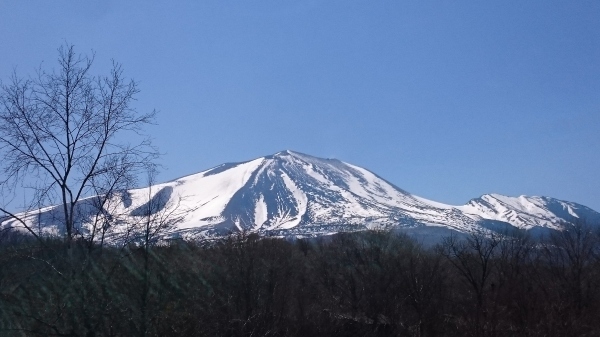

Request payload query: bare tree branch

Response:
[0,43,158,249]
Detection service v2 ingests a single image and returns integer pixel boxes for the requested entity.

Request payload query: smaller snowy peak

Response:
[459,193,599,229]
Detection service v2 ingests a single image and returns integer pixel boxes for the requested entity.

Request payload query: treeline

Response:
[1,224,600,336]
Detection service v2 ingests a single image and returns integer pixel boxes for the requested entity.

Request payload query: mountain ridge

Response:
[2,150,599,241]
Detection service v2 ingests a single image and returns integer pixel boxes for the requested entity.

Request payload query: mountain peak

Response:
[271,149,316,158]
[269,149,301,160]
[273,149,293,156]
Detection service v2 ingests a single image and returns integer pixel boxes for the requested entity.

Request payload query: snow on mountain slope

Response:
[2,150,599,240]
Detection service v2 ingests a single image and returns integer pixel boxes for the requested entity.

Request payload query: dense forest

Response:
[1,223,599,337]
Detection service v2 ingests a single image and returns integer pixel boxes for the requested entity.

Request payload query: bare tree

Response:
[126,166,194,337]
[538,221,600,332]
[0,43,157,249]
[440,232,500,336]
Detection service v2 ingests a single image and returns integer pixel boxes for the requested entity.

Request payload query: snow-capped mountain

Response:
[2,150,599,240]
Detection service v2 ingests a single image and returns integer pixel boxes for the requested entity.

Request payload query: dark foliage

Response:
[1,223,600,336]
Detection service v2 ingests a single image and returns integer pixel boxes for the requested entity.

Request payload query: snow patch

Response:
[254,195,268,230]
[278,172,307,229]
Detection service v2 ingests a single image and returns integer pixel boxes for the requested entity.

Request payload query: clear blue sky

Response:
[1,1,599,210]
